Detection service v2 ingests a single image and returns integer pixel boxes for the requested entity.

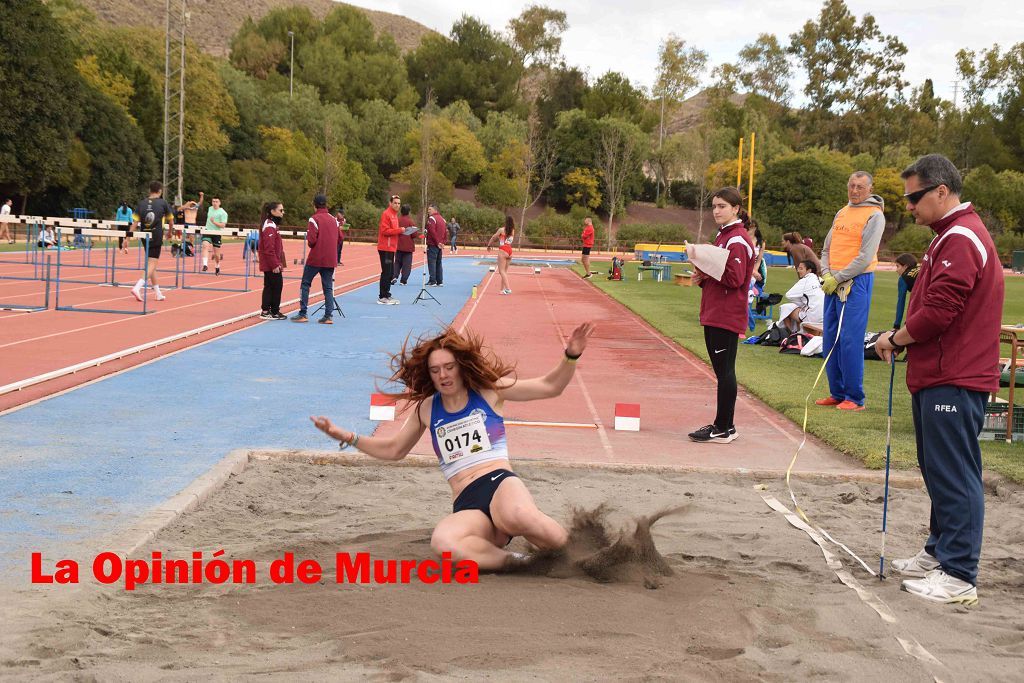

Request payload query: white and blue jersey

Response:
[430,389,509,480]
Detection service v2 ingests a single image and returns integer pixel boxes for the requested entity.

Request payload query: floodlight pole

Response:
[288,31,295,99]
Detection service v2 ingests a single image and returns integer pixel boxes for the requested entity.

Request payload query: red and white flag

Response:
[369,393,397,421]
[614,403,640,432]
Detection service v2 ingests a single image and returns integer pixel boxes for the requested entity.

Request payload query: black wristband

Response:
[565,349,582,361]
[887,330,905,351]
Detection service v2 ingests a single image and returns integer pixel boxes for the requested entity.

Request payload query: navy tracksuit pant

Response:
[822,272,873,405]
[912,385,986,585]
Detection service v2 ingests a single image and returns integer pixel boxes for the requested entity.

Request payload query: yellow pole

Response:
[747,132,756,215]
[736,137,743,188]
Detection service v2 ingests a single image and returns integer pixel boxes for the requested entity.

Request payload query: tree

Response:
[582,72,648,126]
[535,65,588,134]
[789,0,908,147]
[596,118,648,250]
[405,15,523,119]
[755,151,851,243]
[652,35,708,202]
[737,33,792,105]
[516,110,557,240]
[399,116,486,187]
[563,168,602,211]
[507,5,568,68]
[476,142,528,211]
[478,112,528,162]
[0,0,84,204]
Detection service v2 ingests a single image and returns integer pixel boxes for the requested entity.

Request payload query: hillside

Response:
[69,0,436,56]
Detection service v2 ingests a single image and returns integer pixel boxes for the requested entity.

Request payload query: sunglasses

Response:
[903,185,939,204]
[390,196,401,202]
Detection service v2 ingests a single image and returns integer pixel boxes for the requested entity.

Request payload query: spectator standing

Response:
[258,201,287,320]
[1,198,14,244]
[333,206,347,266]
[448,215,460,253]
[580,217,595,279]
[782,232,822,274]
[425,204,447,287]
[393,204,416,286]
[816,171,884,411]
[893,253,919,329]
[874,154,1004,606]
[376,195,404,305]
[293,194,340,324]
[686,187,755,444]
[114,200,133,250]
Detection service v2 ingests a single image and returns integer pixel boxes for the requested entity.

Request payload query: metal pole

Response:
[176,1,187,207]
[747,132,756,215]
[736,136,743,189]
[288,31,294,99]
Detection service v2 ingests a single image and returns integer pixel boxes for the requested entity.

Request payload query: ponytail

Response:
[737,208,751,231]
[259,202,280,227]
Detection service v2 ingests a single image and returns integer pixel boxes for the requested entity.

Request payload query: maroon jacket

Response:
[426,212,447,247]
[905,203,1004,394]
[305,208,339,268]
[698,220,755,335]
[397,215,416,252]
[258,218,286,272]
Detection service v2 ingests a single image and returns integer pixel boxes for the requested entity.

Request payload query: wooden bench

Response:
[674,271,694,286]
[637,264,672,282]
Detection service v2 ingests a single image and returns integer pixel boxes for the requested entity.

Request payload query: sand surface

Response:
[3,456,1023,681]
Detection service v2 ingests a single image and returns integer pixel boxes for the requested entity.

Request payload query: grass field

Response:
[585,262,1024,483]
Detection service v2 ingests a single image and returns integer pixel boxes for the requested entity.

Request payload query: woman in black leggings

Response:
[687,187,756,444]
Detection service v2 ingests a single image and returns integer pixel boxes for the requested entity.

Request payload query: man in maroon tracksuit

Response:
[292,194,340,324]
[425,203,447,287]
[688,187,756,444]
[876,154,1004,606]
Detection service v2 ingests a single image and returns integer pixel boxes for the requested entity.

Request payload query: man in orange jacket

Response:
[377,194,404,305]
[816,172,884,411]
[580,217,595,278]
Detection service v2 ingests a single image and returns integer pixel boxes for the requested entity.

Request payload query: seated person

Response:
[778,259,824,334]
[37,226,57,248]
[781,232,821,273]
[892,252,918,329]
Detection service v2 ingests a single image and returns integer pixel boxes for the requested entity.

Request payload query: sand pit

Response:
[3,456,1024,681]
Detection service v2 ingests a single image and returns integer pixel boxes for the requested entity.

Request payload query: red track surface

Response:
[0,242,416,412]
[376,264,866,475]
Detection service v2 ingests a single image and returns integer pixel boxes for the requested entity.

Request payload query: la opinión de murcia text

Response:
[31,550,480,590]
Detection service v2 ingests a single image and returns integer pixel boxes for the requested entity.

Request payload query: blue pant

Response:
[298,265,335,318]
[427,244,443,285]
[822,273,873,405]
[912,385,986,585]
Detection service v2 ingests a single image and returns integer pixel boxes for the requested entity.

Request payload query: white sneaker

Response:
[130,286,143,302]
[155,294,166,301]
[386,297,400,305]
[891,549,941,578]
[500,289,512,295]
[377,297,389,305]
[901,570,978,606]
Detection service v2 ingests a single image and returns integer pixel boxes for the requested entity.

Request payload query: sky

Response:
[346,0,1022,104]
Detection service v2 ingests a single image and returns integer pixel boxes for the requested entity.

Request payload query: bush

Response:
[344,198,382,234]
[669,180,700,209]
[439,200,504,236]
[996,230,1024,262]
[885,224,933,254]
[616,223,691,250]
[527,207,580,240]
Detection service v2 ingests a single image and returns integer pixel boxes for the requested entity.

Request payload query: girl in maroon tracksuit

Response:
[259,202,287,319]
[689,187,756,443]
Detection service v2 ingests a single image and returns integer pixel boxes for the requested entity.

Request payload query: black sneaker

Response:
[318,317,333,325]
[259,311,273,320]
[272,313,287,320]
[215,267,220,276]
[291,314,309,323]
[688,424,738,443]
[202,265,208,272]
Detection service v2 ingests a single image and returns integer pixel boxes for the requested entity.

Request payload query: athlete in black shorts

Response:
[128,181,173,302]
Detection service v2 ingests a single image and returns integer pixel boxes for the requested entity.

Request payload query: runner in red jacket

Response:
[688,187,755,444]
[875,154,1004,606]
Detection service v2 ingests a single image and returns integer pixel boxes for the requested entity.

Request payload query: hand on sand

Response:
[565,322,596,357]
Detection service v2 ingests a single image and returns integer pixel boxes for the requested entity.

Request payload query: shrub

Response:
[438,200,504,236]
[669,180,700,209]
[616,223,691,250]
[343,199,382,234]
[527,207,579,240]
[885,224,933,254]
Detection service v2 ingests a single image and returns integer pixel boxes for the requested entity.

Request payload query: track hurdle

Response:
[0,256,51,312]
[0,217,47,281]
[178,226,252,292]
[55,227,152,315]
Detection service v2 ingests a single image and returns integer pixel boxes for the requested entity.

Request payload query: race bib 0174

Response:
[436,411,492,465]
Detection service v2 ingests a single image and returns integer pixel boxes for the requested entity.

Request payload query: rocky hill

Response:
[69,0,436,56]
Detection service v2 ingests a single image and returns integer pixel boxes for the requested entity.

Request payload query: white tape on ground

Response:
[762,495,944,670]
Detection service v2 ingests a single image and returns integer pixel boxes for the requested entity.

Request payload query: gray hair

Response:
[900,154,962,195]
[850,171,873,185]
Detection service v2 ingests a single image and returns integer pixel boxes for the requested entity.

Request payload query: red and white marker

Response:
[614,403,640,431]
[369,393,397,421]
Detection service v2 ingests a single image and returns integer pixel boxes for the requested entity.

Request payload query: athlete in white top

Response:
[0,199,13,244]
[311,321,596,571]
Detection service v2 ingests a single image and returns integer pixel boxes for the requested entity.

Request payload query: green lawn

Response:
[584,262,1024,483]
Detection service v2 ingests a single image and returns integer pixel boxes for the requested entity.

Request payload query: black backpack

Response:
[780,332,813,354]
[756,322,788,347]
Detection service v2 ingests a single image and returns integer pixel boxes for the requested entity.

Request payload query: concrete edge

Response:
[102,449,250,557]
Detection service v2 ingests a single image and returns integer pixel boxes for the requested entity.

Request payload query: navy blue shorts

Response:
[453,469,517,521]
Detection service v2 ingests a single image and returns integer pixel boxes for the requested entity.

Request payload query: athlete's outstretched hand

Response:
[310,415,352,444]
[565,322,596,358]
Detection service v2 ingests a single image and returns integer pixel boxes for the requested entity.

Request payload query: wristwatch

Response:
[887,330,905,351]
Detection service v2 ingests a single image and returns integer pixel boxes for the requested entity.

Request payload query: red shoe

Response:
[836,400,865,411]
[815,396,842,406]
